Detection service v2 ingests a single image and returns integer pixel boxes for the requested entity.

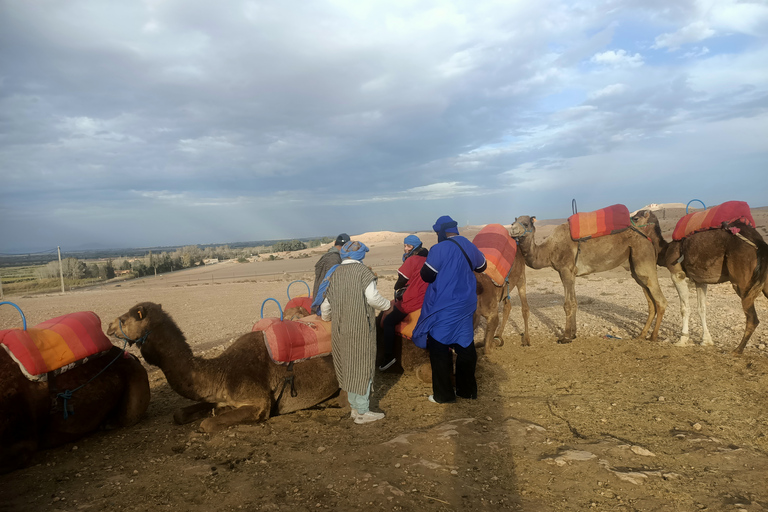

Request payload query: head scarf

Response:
[432,215,459,242]
[402,234,423,262]
[340,240,368,261]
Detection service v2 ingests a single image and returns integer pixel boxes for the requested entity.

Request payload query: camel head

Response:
[508,216,536,240]
[107,302,182,366]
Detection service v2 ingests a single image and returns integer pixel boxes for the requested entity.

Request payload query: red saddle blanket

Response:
[568,204,630,241]
[252,315,332,364]
[0,311,115,381]
[472,224,517,286]
[672,201,755,241]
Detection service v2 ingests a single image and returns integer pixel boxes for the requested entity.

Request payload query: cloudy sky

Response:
[1,0,767,253]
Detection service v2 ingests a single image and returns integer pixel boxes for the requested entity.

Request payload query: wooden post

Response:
[0,272,4,299]
[58,246,65,294]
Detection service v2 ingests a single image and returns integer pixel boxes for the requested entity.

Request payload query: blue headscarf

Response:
[340,240,368,260]
[432,215,459,242]
[403,234,422,262]
[311,240,368,314]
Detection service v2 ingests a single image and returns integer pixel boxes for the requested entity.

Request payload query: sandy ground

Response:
[2,206,768,512]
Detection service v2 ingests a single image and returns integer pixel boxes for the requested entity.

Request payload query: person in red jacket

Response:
[378,235,429,371]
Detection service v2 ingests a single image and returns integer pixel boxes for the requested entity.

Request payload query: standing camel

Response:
[508,214,667,343]
[474,249,530,349]
[633,209,768,354]
[107,302,339,432]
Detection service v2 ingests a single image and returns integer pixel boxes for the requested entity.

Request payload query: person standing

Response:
[379,234,429,371]
[413,216,487,404]
[320,240,392,424]
[311,233,350,314]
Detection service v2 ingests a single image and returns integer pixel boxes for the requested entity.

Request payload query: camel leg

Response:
[199,404,270,433]
[629,255,667,341]
[697,284,713,346]
[670,270,692,346]
[518,276,531,346]
[484,310,500,353]
[174,402,216,425]
[733,297,759,355]
[493,296,512,348]
[637,285,656,340]
[559,270,577,343]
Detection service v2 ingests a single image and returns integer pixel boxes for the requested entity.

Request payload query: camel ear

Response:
[532,216,537,223]
[136,305,145,320]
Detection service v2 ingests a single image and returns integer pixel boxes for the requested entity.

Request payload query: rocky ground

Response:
[2,208,768,512]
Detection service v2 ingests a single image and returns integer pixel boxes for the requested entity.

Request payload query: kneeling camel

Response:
[107,302,339,432]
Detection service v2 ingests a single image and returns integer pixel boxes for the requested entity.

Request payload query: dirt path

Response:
[2,218,768,511]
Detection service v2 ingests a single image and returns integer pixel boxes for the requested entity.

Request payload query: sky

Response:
[1,0,767,253]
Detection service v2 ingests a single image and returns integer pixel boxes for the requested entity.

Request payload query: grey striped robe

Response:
[325,263,378,395]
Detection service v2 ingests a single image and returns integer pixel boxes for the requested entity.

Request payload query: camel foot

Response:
[701,337,714,347]
[556,337,575,345]
[521,335,530,347]
[730,349,744,356]
[174,402,216,425]
[493,336,505,347]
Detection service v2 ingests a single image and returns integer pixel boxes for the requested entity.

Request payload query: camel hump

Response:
[472,223,518,286]
[0,311,115,381]
[568,204,630,241]
[673,200,755,241]
[252,317,332,364]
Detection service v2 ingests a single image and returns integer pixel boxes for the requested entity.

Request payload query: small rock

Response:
[395,463,401,468]
[693,423,702,431]
[450,470,459,475]
[631,446,656,457]
[72,446,78,451]
[132,470,139,475]
[317,446,326,453]
[658,396,665,402]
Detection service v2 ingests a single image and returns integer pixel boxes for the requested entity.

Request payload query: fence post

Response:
[0,272,4,299]
[57,246,65,294]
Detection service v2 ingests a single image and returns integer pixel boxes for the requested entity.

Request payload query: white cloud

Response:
[589,83,628,99]
[653,21,715,50]
[590,50,644,68]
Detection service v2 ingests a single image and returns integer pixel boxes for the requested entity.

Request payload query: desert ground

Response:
[2,206,768,512]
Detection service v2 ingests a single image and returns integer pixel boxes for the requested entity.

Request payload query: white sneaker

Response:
[350,409,360,420]
[354,411,385,424]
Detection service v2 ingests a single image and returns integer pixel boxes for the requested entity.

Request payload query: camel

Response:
[508,215,667,343]
[107,302,339,432]
[1,345,149,473]
[633,209,768,354]
[474,252,530,349]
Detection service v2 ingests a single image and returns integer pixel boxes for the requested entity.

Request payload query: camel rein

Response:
[117,319,151,347]
[54,337,130,420]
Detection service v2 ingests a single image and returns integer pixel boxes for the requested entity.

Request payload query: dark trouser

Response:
[427,334,477,403]
[381,305,408,359]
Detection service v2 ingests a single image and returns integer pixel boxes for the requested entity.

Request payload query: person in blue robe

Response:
[412,215,487,403]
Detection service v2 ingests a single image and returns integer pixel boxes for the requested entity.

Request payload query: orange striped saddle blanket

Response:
[252,315,332,364]
[472,224,517,286]
[568,204,631,241]
[395,309,421,341]
[673,201,755,241]
[0,312,115,381]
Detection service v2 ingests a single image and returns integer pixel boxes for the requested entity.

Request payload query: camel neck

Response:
[518,229,551,270]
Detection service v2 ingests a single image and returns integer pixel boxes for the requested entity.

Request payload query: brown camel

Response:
[1,345,149,473]
[107,302,339,432]
[508,215,667,342]
[474,252,530,349]
[633,209,768,354]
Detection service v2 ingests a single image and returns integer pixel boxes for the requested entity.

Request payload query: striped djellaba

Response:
[324,262,379,396]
